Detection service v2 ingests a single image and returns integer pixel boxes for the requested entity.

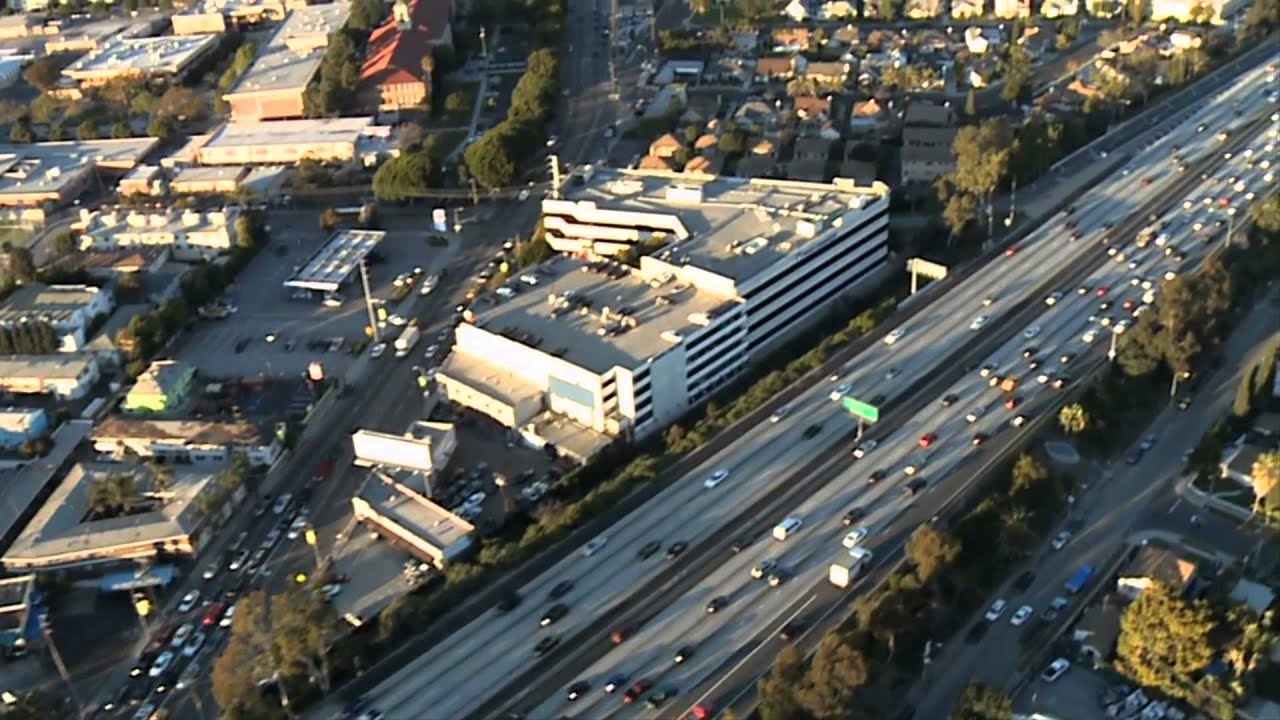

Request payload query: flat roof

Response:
[170,165,247,184]
[357,468,474,554]
[0,421,89,554]
[0,283,104,325]
[550,168,888,284]
[467,255,729,373]
[0,353,96,380]
[201,116,374,152]
[61,33,219,79]
[225,1,351,97]
[2,461,219,570]
[76,206,237,239]
[438,350,544,405]
[0,138,160,198]
[93,417,271,446]
[284,228,385,293]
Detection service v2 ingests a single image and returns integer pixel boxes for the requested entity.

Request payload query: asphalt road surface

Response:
[348,52,1280,720]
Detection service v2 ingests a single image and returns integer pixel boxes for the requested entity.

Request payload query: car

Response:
[842,527,869,548]
[706,596,729,613]
[582,537,608,557]
[369,342,387,359]
[566,681,590,701]
[1082,330,1098,344]
[1096,286,1109,297]
[1126,451,1143,465]
[201,562,219,581]
[1044,292,1062,306]
[202,601,226,626]
[623,679,653,704]
[1023,325,1041,339]
[704,469,730,489]
[1012,570,1035,592]
[1040,658,1071,683]
[767,572,786,587]
[637,540,661,559]
[905,477,927,496]
[1005,246,1018,256]
[1042,596,1069,622]
[287,515,308,540]
[841,506,867,526]
[272,493,293,515]
[674,645,694,663]
[1010,415,1027,428]
[645,686,677,709]
[1010,605,1034,626]
[918,433,936,448]
[852,440,878,458]
[260,528,281,550]
[219,604,236,628]
[969,315,989,331]
[171,623,195,648]
[355,712,383,720]
[979,363,996,378]
[867,469,887,484]
[666,541,688,558]
[903,462,920,476]
[730,535,753,553]
[965,407,984,423]
[802,423,822,438]
[750,559,778,579]
[177,590,200,613]
[133,703,158,720]
[829,383,852,401]
[941,394,959,407]
[495,592,522,614]
[540,604,569,626]
[548,580,574,599]
[971,433,988,446]
[1051,530,1072,550]
[1139,433,1157,451]
[770,405,791,423]
[779,622,804,641]
[534,636,560,655]
[148,651,175,678]
[1005,396,1021,410]
[1077,285,1090,295]
[984,599,1008,622]
[182,631,206,658]
[884,328,905,345]
[604,672,628,692]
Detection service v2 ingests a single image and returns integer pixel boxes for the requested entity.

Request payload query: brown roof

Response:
[793,95,831,119]
[772,27,810,46]
[93,417,271,446]
[684,153,724,175]
[694,133,719,150]
[1122,545,1199,591]
[755,57,793,76]
[637,154,675,171]
[805,61,849,79]
[361,0,452,86]
[852,98,885,118]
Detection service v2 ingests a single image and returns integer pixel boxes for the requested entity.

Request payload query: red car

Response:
[623,679,653,704]
[1005,246,1019,257]
[691,705,714,720]
[918,433,937,449]
[1096,286,1109,297]
[1141,176,1153,186]
[1123,300,1136,310]
[972,433,988,445]
[1005,397,1021,410]
[203,600,227,626]
[610,628,630,645]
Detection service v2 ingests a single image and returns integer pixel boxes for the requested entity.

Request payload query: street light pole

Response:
[1108,328,1119,363]
[479,26,488,58]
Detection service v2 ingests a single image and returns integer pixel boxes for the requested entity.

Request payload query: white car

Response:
[852,440,878,458]
[177,591,200,613]
[418,277,438,296]
[969,315,989,331]
[984,599,1008,622]
[1040,658,1071,683]
[1051,531,1072,550]
[704,469,730,489]
[388,314,408,327]
[182,631,206,658]
[219,604,236,629]
[287,516,308,540]
[979,363,996,378]
[201,563,219,581]
[1082,330,1098,344]
[829,383,852,401]
[149,651,175,678]
[1022,326,1041,339]
[272,493,292,515]
[582,537,608,557]
[965,407,984,423]
[842,527,869,548]
[171,622,195,648]
[370,342,387,359]
[1043,293,1062,306]
[884,328,904,345]
[1010,415,1027,428]
[770,405,791,423]
[1010,605,1033,626]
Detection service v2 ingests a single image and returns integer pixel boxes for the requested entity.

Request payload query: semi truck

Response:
[393,326,420,358]
[829,547,874,588]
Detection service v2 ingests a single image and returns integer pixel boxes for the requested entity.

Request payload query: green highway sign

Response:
[841,396,880,423]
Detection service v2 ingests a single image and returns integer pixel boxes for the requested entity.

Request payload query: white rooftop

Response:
[0,354,97,380]
[226,1,351,96]
[284,229,385,293]
[75,206,239,238]
[201,116,374,151]
[62,33,220,79]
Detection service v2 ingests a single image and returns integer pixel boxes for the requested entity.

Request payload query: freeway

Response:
[520,109,1280,720]
[351,52,1280,720]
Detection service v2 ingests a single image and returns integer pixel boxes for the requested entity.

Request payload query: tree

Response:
[794,633,870,718]
[877,0,902,18]
[1116,581,1216,702]
[8,119,32,144]
[53,232,77,258]
[76,120,99,140]
[318,208,341,231]
[1250,451,1280,518]
[758,644,806,720]
[211,591,276,719]
[146,461,175,495]
[4,244,36,284]
[110,120,131,138]
[1058,402,1090,436]
[372,150,439,201]
[443,90,471,115]
[1001,44,1033,104]
[146,115,175,141]
[1239,0,1280,40]
[347,0,386,31]
[154,86,208,122]
[952,682,1013,720]
[23,58,60,92]
[905,523,961,583]
[87,472,140,518]
[1125,0,1148,26]
[420,50,437,105]
[965,87,977,117]
[464,130,518,189]
[1234,365,1258,417]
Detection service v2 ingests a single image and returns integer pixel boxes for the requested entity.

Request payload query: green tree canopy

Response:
[906,523,961,583]
[464,129,518,189]
[951,682,1014,720]
[373,150,440,201]
[23,58,60,92]
[1116,580,1216,702]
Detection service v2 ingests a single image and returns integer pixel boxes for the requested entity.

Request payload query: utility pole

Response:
[1006,176,1017,227]
[41,617,84,720]
[1222,207,1236,250]
[359,260,380,343]
[469,177,479,205]
[479,26,488,58]
[548,154,562,199]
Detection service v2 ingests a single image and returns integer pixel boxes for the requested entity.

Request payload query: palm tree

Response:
[88,472,140,518]
[147,461,175,495]
[1058,403,1090,436]
[998,506,1034,560]
[420,51,436,102]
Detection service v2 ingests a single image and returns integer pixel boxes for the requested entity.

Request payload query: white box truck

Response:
[394,326,420,358]
[829,547,874,588]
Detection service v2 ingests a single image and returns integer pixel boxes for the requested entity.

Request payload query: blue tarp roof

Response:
[99,565,177,592]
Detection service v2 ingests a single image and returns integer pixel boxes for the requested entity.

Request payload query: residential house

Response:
[820,1,857,18]
[735,139,778,178]
[730,31,759,55]
[793,137,832,163]
[755,56,804,81]
[1151,0,1238,23]
[92,417,284,467]
[994,0,1032,15]
[648,133,685,159]
[684,153,725,176]
[1073,600,1123,663]
[0,284,115,353]
[905,0,944,18]
[839,144,879,183]
[693,134,720,152]
[654,60,705,86]
[832,25,860,46]
[1041,0,1080,16]
[123,360,197,414]
[783,0,810,22]
[734,98,782,134]
[643,84,687,120]
[849,98,888,136]
[793,95,832,122]
[1229,578,1276,615]
[681,94,722,126]
[637,155,675,171]
[1116,544,1200,600]
[904,101,956,127]
[805,61,851,84]
[964,26,992,55]
[951,0,985,18]
[789,137,831,181]
[771,27,811,52]
[901,127,958,185]
[1220,443,1266,488]
[0,408,50,449]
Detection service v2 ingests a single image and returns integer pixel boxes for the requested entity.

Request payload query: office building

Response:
[92,417,283,467]
[195,117,391,166]
[436,169,890,458]
[61,34,221,88]
[0,355,100,400]
[0,283,114,352]
[360,0,454,111]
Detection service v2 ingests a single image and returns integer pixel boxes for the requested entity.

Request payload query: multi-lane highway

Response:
[349,51,1280,720]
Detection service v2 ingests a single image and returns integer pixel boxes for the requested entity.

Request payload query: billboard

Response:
[840,396,880,423]
[351,429,434,472]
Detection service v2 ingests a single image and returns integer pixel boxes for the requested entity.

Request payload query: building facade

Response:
[0,354,100,400]
[123,360,196,414]
[0,283,114,352]
[92,418,283,467]
[360,0,454,111]
[0,408,50,449]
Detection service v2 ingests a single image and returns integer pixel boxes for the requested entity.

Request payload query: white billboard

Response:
[351,429,433,473]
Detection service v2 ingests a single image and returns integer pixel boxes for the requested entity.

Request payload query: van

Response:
[773,517,803,541]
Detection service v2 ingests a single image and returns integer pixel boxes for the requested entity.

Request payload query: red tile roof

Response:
[361,0,451,85]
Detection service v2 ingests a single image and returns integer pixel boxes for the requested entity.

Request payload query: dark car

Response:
[566,681,590,701]
[674,645,694,663]
[623,679,653,704]
[637,541,661,559]
[1125,451,1143,466]
[870,394,887,405]
[540,603,569,627]
[779,622,804,641]
[841,506,866,526]
[730,535,753,553]
[496,592,522,614]
[666,541,688,559]
[1012,570,1035,592]
[868,469,887,484]
[802,423,822,438]
[534,636,560,655]
[941,394,959,407]
[548,580,574,600]
[706,596,729,613]
[905,478,927,496]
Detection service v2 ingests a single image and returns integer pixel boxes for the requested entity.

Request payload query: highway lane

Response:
[517,105,1280,720]
[351,54,1280,720]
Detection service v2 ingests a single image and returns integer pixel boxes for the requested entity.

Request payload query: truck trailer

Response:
[394,325,420,358]
[829,547,874,588]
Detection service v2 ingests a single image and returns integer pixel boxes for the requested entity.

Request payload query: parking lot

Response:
[173,209,465,379]
[1016,663,1111,720]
